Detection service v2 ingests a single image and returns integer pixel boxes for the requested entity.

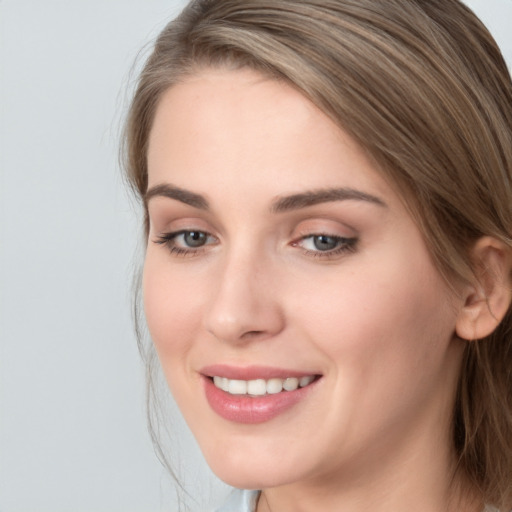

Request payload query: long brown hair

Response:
[123,0,512,508]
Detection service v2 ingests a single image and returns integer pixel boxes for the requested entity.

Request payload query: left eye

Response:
[298,234,357,253]
[179,230,208,247]
[154,229,217,254]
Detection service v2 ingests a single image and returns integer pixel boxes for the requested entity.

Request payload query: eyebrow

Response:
[145,183,387,212]
[271,187,387,213]
[145,183,209,210]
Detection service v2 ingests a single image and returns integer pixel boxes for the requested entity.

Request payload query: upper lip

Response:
[200,364,319,380]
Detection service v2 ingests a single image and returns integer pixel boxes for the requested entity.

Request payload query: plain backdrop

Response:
[0,1,511,511]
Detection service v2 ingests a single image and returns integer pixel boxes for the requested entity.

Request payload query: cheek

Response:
[142,254,204,360]
[284,252,460,446]
[287,249,457,377]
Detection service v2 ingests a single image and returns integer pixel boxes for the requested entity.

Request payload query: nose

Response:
[203,250,285,344]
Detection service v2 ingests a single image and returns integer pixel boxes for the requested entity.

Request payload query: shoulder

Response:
[212,489,260,512]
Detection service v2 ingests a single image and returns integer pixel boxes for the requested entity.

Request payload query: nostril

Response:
[241,330,266,340]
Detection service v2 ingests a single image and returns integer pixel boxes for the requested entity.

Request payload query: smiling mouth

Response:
[211,375,318,396]
[203,370,322,423]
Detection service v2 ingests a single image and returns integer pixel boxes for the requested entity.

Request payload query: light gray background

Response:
[0,1,511,511]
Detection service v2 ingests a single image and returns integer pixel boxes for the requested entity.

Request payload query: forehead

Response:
[147,68,393,204]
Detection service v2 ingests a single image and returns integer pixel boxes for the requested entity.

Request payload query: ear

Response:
[456,236,512,341]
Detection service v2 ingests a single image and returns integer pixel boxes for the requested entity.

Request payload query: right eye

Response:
[154,230,217,256]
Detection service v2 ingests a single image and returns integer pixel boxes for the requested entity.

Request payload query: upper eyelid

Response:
[294,233,357,246]
[292,223,357,240]
[152,212,360,239]
[295,234,358,255]
[155,226,355,242]
[149,216,216,234]
[159,229,216,241]
[157,229,355,248]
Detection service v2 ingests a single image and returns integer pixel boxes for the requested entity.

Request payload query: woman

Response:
[123,0,512,510]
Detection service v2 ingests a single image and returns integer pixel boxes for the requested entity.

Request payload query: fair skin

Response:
[143,68,493,512]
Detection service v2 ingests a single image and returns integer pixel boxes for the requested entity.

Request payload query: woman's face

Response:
[144,68,466,490]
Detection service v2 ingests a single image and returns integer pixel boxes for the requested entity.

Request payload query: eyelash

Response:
[154,230,217,257]
[153,230,358,259]
[294,234,358,259]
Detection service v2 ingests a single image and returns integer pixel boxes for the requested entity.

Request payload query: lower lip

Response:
[203,376,319,424]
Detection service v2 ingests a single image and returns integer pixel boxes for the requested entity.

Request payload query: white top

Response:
[213,489,260,512]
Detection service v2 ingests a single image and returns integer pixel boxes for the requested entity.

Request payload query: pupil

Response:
[314,235,338,251]
[185,231,206,247]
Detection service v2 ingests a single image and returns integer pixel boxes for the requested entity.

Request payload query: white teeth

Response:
[266,378,283,394]
[299,375,314,387]
[283,377,299,391]
[228,379,247,395]
[247,379,267,396]
[212,375,316,396]
[213,376,230,392]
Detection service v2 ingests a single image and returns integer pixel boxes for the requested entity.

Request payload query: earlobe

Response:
[455,237,512,341]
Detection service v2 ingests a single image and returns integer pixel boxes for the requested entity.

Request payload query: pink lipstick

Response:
[201,365,321,424]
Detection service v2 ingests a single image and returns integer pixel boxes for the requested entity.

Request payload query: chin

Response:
[202,444,310,491]
[212,466,289,491]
